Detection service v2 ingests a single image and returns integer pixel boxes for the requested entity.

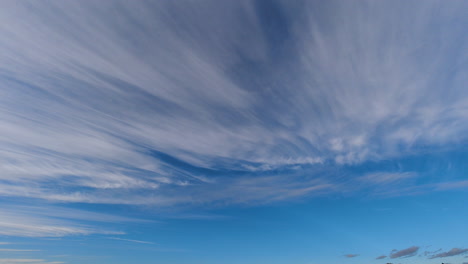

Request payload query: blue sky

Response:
[0,0,467,263]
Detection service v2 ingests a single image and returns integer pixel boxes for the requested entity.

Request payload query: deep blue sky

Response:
[0,1,467,264]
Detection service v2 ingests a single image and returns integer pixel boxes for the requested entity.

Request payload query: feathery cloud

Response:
[0,204,128,237]
[0,0,466,208]
[0,260,63,264]
[0,250,40,252]
[108,237,156,245]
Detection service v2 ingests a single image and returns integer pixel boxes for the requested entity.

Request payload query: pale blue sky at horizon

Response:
[0,1,467,264]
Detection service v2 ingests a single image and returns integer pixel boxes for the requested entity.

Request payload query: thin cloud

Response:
[109,237,156,245]
[0,260,63,264]
[344,254,358,258]
[424,248,442,256]
[435,180,468,191]
[390,246,419,259]
[0,204,125,237]
[376,255,386,259]
[358,172,417,184]
[429,248,468,259]
[0,250,40,252]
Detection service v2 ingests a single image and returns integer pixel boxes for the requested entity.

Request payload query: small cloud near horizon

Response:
[429,248,468,259]
[390,246,419,259]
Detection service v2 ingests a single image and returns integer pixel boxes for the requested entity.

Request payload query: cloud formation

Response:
[0,204,131,237]
[0,260,63,264]
[429,248,468,259]
[109,237,156,245]
[0,250,40,252]
[0,0,466,208]
[376,255,386,259]
[344,254,358,258]
[359,172,417,185]
[390,246,419,259]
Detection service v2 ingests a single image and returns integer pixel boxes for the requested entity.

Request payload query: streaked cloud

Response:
[429,248,468,259]
[0,204,127,237]
[108,237,156,245]
[424,248,442,256]
[0,0,466,210]
[358,172,417,185]
[0,3,466,264]
[0,250,40,252]
[390,246,419,259]
[435,180,468,191]
[0,259,65,264]
[0,260,63,264]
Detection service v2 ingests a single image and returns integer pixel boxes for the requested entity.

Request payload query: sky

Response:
[0,0,467,263]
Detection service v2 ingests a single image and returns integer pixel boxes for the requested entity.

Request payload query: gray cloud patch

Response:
[376,255,386,259]
[390,246,419,259]
[344,254,358,258]
[429,248,468,259]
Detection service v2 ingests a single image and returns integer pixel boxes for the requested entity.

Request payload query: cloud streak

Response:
[0,204,129,237]
[429,248,468,259]
[109,237,156,245]
[0,0,466,208]
[0,260,63,264]
[390,246,419,259]
[0,250,40,252]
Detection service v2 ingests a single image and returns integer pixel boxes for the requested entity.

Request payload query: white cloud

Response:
[0,205,127,237]
[0,250,40,252]
[435,180,468,190]
[358,172,417,184]
[108,237,156,245]
[0,0,466,207]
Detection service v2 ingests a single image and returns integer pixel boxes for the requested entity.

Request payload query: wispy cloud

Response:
[0,260,63,264]
[0,204,127,237]
[390,246,419,259]
[108,237,156,245]
[343,254,358,258]
[429,248,468,259]
[375,255,386,259]
[358,172,417,185]
[435,180,468,191]
[424,248,442,256]
[0,250,40,252]
[0,0,466,208]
